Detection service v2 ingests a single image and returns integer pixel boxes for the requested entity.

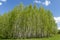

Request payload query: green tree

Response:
[0,4,57,39]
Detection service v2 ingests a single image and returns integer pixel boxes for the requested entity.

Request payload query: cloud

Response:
[54,17,60,30]
[34,0,51,6]
[34,0,41,3]
[0,0,7,2]
[58,27,60,30]
[54,17,60,23]
[42,0,51,6]
[0,2,2,5]
[0,0,7,6]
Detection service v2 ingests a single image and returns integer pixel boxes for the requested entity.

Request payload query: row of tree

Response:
[0,4,57,39]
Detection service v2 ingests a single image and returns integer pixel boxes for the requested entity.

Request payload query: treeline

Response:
[0,4,57,39]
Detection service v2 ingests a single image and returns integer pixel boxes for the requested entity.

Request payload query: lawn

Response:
[0,34,60,40]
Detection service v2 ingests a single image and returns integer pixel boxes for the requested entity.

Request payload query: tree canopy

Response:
[0,4,57,39]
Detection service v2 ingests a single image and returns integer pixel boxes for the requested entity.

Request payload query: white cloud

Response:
[34,0,41,3]
[34,0,51,6]
[54,17,60,30]
[58,27,60,30]
[54,17,60,23]
[0,0,7,2]
[0,0,7,6]
[42,0,51,6]
[0,2,2,5]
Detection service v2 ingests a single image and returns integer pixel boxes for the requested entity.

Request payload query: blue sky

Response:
[0,0,60,29]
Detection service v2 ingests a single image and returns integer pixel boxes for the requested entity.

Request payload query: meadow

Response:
[16,34,60,40]
[0,34,60,40]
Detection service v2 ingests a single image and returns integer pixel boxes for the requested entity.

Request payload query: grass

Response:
[0,34,60,40]
[15,34,60,40]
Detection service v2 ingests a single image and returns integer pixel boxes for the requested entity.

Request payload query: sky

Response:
[0,0,60,29]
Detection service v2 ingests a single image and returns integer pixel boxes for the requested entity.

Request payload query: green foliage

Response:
[58,30,60,34]
[0,4,57,39]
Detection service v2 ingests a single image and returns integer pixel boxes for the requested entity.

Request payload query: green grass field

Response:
[0,34,60,40]
[16,34,60,40]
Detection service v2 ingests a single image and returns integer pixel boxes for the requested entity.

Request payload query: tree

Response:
[0,4,57,39]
